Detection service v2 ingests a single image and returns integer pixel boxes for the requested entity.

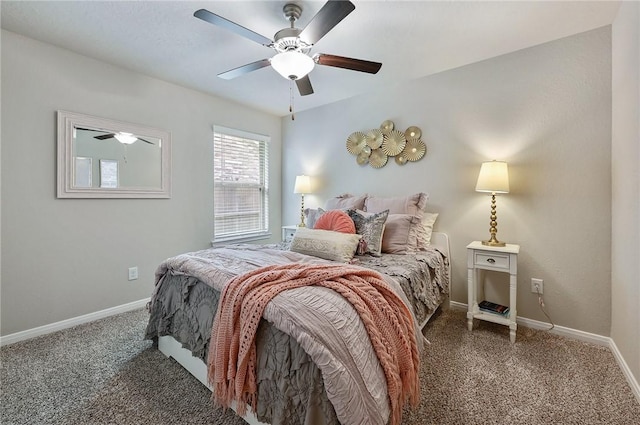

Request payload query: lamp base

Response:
[482,239,506,247]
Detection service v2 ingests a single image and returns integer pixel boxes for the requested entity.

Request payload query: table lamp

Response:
[293,175,311,227]
[475,160,509,246]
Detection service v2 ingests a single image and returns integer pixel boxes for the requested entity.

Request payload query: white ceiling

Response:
[1,1,621,117]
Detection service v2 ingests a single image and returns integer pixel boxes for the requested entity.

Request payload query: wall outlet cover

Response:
[128,267,138,281]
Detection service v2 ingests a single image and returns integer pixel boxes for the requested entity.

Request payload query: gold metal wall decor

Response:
[345,120,427,168]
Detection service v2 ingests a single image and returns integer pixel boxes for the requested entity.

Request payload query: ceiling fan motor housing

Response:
[273,27,311,54]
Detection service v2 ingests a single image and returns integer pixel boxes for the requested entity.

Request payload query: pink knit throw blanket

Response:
[207,263,420,425]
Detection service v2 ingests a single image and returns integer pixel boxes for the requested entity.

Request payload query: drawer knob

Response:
[486,258,496,264]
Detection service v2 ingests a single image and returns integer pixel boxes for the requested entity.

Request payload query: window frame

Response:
[212,125,271,244]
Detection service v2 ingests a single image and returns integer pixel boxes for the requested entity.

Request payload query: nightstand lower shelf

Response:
[469,311,513,326]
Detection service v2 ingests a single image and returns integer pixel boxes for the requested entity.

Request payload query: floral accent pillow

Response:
[347,209,389,257]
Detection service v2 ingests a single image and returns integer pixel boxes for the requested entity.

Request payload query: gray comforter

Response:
[145,243,448,425]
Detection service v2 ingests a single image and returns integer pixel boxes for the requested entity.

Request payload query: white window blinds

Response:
[213,126,270,242]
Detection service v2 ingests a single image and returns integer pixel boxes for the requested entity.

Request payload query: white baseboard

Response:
[0,298,150,347]
[609,338,640,404]
[450,300,640,403]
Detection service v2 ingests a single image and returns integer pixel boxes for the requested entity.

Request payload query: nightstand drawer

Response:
[474,252,510,270]
[282,226,298,243]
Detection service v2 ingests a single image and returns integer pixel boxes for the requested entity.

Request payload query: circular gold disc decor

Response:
[365,129,384,149]
[403,139,427,161]
[381,130,407,156]
[380,120,395,135]
[362,145,372,155]
[405,126,422,141]
[369,149,388,168]
[395,155,408,165]
[346,131,367,155]
[356,151,370,165]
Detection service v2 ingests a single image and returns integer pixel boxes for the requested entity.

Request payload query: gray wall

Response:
[611,1,640,383]
[282,27,613,336]
[0,30,282,335]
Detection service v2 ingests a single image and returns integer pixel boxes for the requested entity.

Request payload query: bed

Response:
[145,193,450,425]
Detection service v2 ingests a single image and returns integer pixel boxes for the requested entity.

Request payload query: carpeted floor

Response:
[1,307,638,425]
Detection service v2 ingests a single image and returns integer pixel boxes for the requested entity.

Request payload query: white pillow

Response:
[290,227,361,263]
[419,212,439,248]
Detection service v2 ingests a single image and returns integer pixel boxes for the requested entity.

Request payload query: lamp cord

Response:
[536,288,555,331]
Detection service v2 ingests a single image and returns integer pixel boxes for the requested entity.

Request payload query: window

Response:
[213,126,270,243]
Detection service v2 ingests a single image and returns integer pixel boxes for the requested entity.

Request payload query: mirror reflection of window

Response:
[100,159,119,188]
[74,157,92,188]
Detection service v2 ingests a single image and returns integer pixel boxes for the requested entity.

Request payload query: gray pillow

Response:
[304,207,325,229]
[347,209,389,257]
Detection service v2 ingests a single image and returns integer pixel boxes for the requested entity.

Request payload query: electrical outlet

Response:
[128,267,138,281]
[531,278,543,294]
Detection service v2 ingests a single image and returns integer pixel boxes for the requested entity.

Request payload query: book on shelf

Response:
[478,300,510,316]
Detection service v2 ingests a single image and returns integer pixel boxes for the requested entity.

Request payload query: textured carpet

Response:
[1,307,638,425]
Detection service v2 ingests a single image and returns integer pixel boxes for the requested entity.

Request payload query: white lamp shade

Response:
[114,132,137,144]
[271,52,315,80]
[475,160,509,193]
[293,175,311,194]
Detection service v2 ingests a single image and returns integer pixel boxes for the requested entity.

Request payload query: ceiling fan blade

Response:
[314,53,382,74]
[194,9,273,47]
[94,133,115,140]
[296,75,314,96]
[218,59,272,80]
[138,138,154,145]
[76,127,102,132]
[300,0,355,45]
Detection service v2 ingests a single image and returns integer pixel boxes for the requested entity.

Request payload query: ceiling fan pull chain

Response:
[289,79,295,120]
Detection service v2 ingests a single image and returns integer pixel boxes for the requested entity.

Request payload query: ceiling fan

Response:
[75,127,154,145]
[194,0,382,97]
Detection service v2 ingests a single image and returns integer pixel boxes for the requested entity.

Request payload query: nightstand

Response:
[467,241,520,343]
[281,225,298,243]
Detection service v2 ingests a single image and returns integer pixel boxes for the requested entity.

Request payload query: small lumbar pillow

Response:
[290,227,361,263]
[313,209,356,234]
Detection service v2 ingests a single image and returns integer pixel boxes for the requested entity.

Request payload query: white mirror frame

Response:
[57,110,171,198]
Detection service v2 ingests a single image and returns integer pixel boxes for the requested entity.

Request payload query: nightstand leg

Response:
[467,265,474,331]
[509,273,517,343]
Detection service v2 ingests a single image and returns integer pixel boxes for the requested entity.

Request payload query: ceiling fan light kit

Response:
[194,0,382,115]
[114,132,138,145]
[271,51,315,80]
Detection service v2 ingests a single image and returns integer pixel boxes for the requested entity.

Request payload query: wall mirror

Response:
[57,110,171,198]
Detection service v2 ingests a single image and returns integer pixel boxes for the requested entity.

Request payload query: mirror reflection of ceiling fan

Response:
[75,127,154,145]
[194,0,382,97]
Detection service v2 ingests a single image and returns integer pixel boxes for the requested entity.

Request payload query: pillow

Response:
[314,210,356,234]
[418,212,439,248]
[381,214,421,254]
[364,193,428,217]
[324,193,367,211]
[347,209,389,257]
[304,207,325,229]
[290,228,361,263]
